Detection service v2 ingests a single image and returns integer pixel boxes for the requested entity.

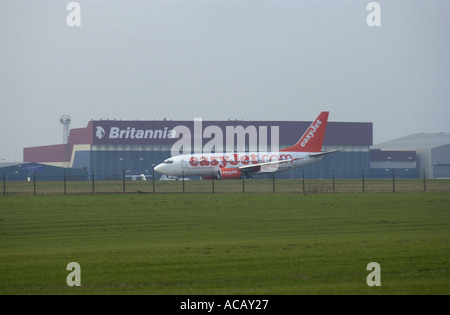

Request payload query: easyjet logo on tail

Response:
[280,111,329,153]
[300,119,322,148]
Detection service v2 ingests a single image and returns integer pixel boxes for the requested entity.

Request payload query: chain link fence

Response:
[2,170,450,196]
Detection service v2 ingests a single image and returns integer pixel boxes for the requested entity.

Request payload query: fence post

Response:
[123,170,125,193]
[302,169,305,194]
[392,169,395,193]
[362,168,365,193]
[64,171,67,195]
[3,173,5,196]
[242,176,245,194]
[423,169,426,192]
[272,173,275,194]
[33,171,36,196]
[182,171,185,194]
[92,169,95,194]
[152,168,155,193]
[332,169,335,192]
[211,171,214,194]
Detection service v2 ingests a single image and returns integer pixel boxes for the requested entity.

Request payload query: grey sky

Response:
[1,0,449,162]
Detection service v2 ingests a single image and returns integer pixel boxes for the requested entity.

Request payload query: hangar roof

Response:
[89,119,373,146]
[373,133,450,150]
[0,162,20,168]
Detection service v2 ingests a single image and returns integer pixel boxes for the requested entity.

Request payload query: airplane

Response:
[154,111,341,179]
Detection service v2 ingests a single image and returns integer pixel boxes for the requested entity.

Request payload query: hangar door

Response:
[433,164,450,178]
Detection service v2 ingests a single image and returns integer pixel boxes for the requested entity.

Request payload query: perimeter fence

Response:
[2,171,450,196]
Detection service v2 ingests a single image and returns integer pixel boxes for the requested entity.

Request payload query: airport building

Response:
[16,119,450,181]
[369,149,418,179]
[372,133,450,179]
[23,119,374,180]
[0,162,88,181]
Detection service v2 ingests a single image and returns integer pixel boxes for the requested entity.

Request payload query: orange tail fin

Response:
[281,111,329,152]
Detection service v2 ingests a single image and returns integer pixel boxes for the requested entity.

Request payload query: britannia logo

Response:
[96,126,106,139]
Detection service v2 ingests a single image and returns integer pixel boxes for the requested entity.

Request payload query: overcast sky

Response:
[1,0,449,162]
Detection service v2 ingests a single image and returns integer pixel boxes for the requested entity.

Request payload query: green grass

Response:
[1,193,449,294]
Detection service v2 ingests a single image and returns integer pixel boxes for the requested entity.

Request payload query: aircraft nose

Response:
[154,163,164,174]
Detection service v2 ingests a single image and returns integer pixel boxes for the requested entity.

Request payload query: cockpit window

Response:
[163,159,174,164]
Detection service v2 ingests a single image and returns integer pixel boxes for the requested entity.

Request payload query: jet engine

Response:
[218,168,241,179]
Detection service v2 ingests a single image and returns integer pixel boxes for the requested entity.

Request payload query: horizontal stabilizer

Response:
[308,149,343,158]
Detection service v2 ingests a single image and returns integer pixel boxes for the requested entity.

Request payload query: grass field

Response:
[1,192,449,294]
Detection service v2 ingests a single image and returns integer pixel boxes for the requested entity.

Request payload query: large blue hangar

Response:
[20,117,449,180]
[22,118,375,180]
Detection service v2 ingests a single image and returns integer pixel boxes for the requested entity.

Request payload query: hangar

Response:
[0,162,88,181]
[372,133,450,179]
[23,118,373,180]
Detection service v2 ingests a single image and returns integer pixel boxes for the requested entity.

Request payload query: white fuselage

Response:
[154,112,336,179]
[154,151,322,177]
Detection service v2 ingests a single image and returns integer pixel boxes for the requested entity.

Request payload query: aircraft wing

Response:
[238,150,342,174]
[238,157,301,173]
[308,149,343,158]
